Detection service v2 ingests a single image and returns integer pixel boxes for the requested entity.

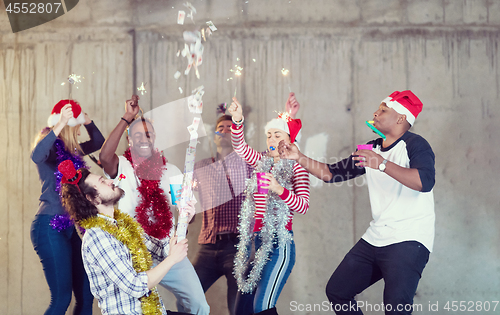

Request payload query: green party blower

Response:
[365,121,386,140]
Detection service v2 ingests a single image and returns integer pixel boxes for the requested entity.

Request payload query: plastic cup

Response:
[256,172,268,194]
[170,183,182,205]
[357,144,373,151]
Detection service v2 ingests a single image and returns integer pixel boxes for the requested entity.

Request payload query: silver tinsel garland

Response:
[234,156,295,293]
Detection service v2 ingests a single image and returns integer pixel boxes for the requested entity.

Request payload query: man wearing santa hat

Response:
[279,90,435,315]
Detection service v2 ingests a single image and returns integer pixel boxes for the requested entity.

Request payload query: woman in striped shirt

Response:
[229,97,310,315]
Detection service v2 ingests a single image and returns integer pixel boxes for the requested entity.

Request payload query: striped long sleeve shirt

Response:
[231,123,310,231]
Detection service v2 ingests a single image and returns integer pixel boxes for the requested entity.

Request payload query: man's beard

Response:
[101,187,125,206]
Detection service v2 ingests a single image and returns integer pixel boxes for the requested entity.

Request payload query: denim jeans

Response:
[30,214,94,315]
[158,257,210,315]
[192,237,239,315]
[235,231,296,314]
[326,239,430,315]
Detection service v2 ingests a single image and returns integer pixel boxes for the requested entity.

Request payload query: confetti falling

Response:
[188,85,204,114]
[178,10,186,24]
[181,32,204,78]
[183,2,197,23]
[137,82,147,95]
[179,87,183,94]
[206,21,217,31]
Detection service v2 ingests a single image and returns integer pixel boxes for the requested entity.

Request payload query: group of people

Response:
[31,89,435,315]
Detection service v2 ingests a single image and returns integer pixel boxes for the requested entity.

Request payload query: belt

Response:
[216,233,238,241]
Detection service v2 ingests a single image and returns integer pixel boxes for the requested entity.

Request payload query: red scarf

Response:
[123,148,173,239]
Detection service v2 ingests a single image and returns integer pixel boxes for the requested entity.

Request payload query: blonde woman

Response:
[31,100,104,315]
[228,96,310,315]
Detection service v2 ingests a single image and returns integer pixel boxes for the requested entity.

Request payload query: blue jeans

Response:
[235,231,296,314]
[158,256,210,315]
[193,237,239,315]
[326,239,430,315]
[30,215,94,315]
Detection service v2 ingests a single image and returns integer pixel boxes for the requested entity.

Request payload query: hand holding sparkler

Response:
[58,104,74,127]
[228,97,243,122]
[285,92,300,119]
[123,95,141,122]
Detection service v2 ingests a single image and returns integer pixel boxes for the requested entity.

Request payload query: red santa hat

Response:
[381,90,423,126]
[264,113,302,144]
[47,100,86,127]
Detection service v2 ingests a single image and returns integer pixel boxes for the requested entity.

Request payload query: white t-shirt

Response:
[363,137,435,252]
[105,155,184,239]
[327,131,435,252]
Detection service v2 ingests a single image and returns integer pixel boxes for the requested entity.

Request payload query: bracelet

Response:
[232,116,244,125]
[121,117,132,126]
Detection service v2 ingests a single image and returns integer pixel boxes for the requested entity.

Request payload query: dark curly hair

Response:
[60,168,99,224]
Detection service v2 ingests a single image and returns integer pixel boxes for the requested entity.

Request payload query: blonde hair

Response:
[33,125,83,154]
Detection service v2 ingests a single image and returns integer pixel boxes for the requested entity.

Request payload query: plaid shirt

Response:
[194,151,253,244]
[82,214,167,315]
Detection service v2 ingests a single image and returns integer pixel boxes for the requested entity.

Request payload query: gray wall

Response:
[1,0,499,314]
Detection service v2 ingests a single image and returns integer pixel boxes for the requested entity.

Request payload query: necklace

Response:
[123,148,173,239]
[234,156,295,293]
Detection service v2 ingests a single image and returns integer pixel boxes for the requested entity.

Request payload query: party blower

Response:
[365,120,386,140]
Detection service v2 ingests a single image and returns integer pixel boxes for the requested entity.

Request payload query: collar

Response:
[97,213,117,224]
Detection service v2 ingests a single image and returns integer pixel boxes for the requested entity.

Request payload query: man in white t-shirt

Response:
[279,90,435,315]
[99,95,209,315]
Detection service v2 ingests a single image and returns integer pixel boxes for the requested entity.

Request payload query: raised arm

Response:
[278,141,365,183]
[31,104,73,164]
[278,141,334,181]
[99,95,140,179]
[79,113,105,155]
[228,97,262,167]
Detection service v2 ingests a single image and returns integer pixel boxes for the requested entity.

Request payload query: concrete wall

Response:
[1,0,499,314]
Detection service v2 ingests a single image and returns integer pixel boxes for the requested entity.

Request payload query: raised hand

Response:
[124,95,140,121]
[83,112,92,125]
[285,92,300,119]
[57,103,75,127]
[278,140,300,161]
[228,97,243,122]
